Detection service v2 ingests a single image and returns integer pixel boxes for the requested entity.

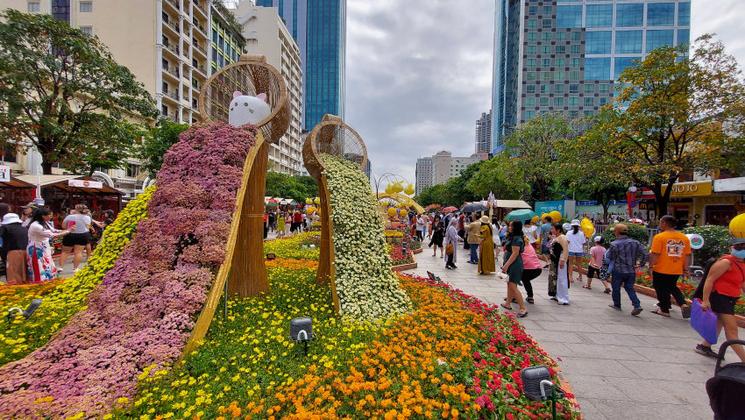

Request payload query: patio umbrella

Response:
[442,206,458,214]
[504,209,536,222]
[461,202,487,213]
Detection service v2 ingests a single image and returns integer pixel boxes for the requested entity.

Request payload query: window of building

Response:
[556,58,565,67]
[599,83,609,93]
[599,97,608,106]
[647,3,675,26]
[584,84,595,93]
[615,30,643,54]
[528,31,537,41]
[568,96,579,107]
[542,58,551,67]
[529,5,537,15]
[543,6,552,15]
[79,1,92,12]
[571,44,581,54]
[126,164,141,178]
[542,72,552,81]
[586,31,612,54]
[557,32,566,41]
[554,97,565,107]
[27,1,40,12]
[616,3,643,27]
[525,97,536,107]
[542,19,553,28]
[586,4,612,28]
[528,19,537,29]
[539,97,549,106]
[526,84,536,93]
[542,32,552,41]
[646,29,674,52]
[527,58,536,68]
[161,105,168,116]
[615,57,641,79]
[527,72,537,81]
[79,26,93,36]
[572,58,580,67]
[572,31,582,41]
[678,2,690,26]
[556,45,566,54]
[540,84,549,93]
[542,45,551,54]
[584,97,594,107]
[555,84,564,93]
[2,143,17,163]
[570,70,580,81]
[677,29,690,46]
[569,84,579,94]
[212,29,218,43]
[527,45,537,54]
[554,70,566,81]
[162,81,168,93]
[557,5,582,28]
[525,110,536,119]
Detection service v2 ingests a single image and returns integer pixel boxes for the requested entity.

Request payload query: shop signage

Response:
[69,179,103,189]
[577,200,598,206]
[662,181,712,198]
[0,165,10,182]
[535,200,564,215]
[686,233,705,250]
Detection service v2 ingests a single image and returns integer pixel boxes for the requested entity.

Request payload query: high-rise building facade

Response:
[210,3,245,72]
[475,110,492,154]
[255,0,345,129]
[235,3,304,175]
[491,0,691,153]
[415,151,488,196]
[415,157,433,196]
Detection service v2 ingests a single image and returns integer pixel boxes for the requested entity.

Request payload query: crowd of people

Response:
[0,202,114,285]
[263,209,320,239]
[410,210,745,362]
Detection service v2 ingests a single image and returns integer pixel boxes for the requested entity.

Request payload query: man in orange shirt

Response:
[649,215,692,318]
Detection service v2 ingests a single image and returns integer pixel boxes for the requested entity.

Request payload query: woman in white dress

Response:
[27,208,70,282]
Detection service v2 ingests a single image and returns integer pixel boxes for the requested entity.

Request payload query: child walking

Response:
[586,236,611,293]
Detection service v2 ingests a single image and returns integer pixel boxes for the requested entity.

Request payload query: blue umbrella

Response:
[504,209,536,222]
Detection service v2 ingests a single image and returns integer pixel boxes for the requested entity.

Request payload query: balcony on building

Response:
[163,0,180,14]
[192,58,207,78]
[162,81,180,104]
[162,35,180,58]
[192,17,208,40]
[162,59,180,81]
[162,11,180,36]
[192,0,207,19]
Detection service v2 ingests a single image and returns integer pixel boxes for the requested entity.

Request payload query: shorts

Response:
[587,266,600,279]
[569,252,585,258]
[507,264,524,284]
[63,232,91,247]
[710,291,738,315]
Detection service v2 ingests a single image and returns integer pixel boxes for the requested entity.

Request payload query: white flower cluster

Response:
[320,154,412,320]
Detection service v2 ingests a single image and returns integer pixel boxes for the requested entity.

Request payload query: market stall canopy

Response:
[495,199,531,209]
[0,176,35,189]
[16,175,122,195]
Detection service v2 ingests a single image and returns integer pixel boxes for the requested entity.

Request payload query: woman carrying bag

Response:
[444,219,459,270]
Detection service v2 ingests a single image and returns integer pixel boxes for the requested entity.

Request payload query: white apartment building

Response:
[2,0,216,198]
[415,151,487,195]
[234,3,304,175]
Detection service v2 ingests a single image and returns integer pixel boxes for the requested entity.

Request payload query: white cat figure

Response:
[228,91,271,127]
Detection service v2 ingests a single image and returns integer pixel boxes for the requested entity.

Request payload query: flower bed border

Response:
[634,284,745,328]
[412,247,423,254]
[391,262,418,271]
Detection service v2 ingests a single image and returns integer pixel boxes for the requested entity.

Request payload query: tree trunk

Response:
[41,160,53,175]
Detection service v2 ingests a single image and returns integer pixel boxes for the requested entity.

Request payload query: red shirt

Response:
[714,255,745,298]
[293,213,302,223]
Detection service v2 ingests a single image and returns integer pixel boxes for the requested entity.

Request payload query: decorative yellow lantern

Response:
[306,206,317,215]
[531,215,539,224]
[305,198,313,205]
[730,213,745,238]
[548,211,562,223]
[387,207,398,218]
[580,217,595,239]
[314,197,320,205]
[399,208,408,217]
[392,182,404,194]
[404,183,415,195]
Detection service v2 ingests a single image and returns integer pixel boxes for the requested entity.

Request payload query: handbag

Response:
[690,298,718,344]
[446,243,454,255]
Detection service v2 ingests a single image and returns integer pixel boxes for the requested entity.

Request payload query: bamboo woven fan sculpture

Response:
[198,54,289,144]
[302,115,368,313]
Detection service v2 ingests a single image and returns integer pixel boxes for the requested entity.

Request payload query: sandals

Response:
[500,303,513,311]
[517,311,528,318]
[651,309,671,317]
[526,297,534,304]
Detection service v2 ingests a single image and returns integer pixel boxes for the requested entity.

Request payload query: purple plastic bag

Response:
[690,298,718,344]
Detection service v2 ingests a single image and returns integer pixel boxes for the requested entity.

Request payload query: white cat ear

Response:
[233,91,242,99]
[257,93,268,103]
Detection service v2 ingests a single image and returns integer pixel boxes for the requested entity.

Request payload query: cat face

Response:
[228,91,271,127]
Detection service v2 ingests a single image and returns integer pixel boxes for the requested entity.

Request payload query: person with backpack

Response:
[648,215,692,318]
[694,237,745,362]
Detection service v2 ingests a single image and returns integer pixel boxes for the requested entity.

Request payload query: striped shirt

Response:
[605,235,648,274]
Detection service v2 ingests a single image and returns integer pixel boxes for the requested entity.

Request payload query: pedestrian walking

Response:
[429,216,445,257]
[586,236,611,293]
[478,215,495,275]
[491,217,502,262]
[415,215,425,241]
[540,216,553,257]
[27,208,70,282]
[276,212,286,238]
[0,213,28,284]
[566,219,587,283]
[605,224,647,316]
[694,237,745,361]
[58,204,99,273]
[524,218,539,246]
[649,215,692,318]
[284,213,292,237]
[551,223,570,305]
[520,237,543,304]
[501,220,528,317]
[444,219,459,269]
[466,214,481,264]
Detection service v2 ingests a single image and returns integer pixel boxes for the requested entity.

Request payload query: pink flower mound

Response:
[0,122,257,418]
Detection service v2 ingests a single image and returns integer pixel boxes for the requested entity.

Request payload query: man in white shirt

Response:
[524,219,539,245]
[565,219,587,283]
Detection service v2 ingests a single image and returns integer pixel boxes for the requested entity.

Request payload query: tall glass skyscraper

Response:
[256,0,346,130]
[491,0,690,153]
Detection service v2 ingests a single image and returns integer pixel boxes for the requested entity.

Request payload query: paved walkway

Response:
[405,244,716,419]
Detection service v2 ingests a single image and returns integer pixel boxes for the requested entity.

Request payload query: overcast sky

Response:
[344,0,745,186]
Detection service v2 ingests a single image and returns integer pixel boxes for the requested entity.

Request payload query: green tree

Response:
[466,153,530,199]
[0,10,158,174]
[504,113,575,201]
[415,184,448,207]
[265,172,318,203]
[578,35,745,216]
[140,119,189,176]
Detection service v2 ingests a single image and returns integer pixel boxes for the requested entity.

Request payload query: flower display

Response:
[263,232,320,260]
[0,186,154,366]
[319,154,411,320]
[0,123,256,418]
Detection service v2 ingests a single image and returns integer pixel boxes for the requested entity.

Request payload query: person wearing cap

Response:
[694,236,745,361]
[565,219,587,284]
[648,215,692,318]
[605,224,647,316]
[477,215,495,275]
[0,213,29,284]
[586,236,611,293]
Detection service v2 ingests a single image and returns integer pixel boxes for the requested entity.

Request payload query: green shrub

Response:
[683,225,731,264]
[601,223,650,245]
